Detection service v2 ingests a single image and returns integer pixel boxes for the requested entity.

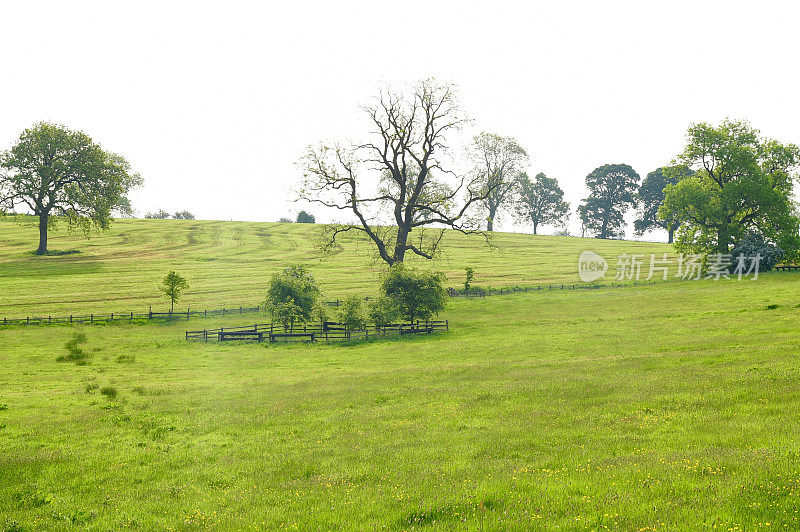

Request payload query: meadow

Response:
[1,220,800,530]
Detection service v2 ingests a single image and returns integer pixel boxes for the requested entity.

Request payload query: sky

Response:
[2,0,799,240]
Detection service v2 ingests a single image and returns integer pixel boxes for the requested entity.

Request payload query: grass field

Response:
[2,220,800,530]
[0,218,671,316]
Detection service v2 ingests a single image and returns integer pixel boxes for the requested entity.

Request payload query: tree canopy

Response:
[161,271,188,313]
[299,80,494,266]
[0,122,141,254]
[514,172,569,235]
[633,166,694,243]
[296,210,315,223]
[660,119,800,257]
[380,265,447,322]
[579,163,640,239]
[265,265,320,326]
[470,132,529,231]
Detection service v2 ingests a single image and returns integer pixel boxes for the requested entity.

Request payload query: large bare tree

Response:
[299,80,493,265]
[470,132,529,231]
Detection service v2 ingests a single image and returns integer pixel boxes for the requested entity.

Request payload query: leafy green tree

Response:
[173,210,195,220]
[579,164,640,239]
[660,119,800,257]
[633,166,694,243]
[300,80,495,265]
[296,210,315,223]
[145,209,170,219]
[0,122,141,254]
[730,232,784,272]
[514,172,569,235]
[338,295,368,332]
[272,299,304,331]
[471,132,529,231]
[161,271,189,312]
[265,265,320,325]
[380,265,447,322]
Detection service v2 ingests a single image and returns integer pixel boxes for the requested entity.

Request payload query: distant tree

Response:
[272,299,304,331]
[338,295,368,332]
[145,210,170,219]
[514,172,569,235]
[0,122,142,254]
[471,132,529,231]
[161,271,188,313]
[633,166,694,243]
[300,80,496,266]
[265,265,320,326]
[278,217,293,223]
[296,210,315,223]
[661,119,800,257]
[173,210,195,220]
[380,265,447,322]
[368,297,398,328]
[579,164,640,239]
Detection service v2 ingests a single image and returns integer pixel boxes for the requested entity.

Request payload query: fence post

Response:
[187,308,190,320]
[49,316,51,324]
[149,306,152,320]
[90,314,93,324]
[204,309,207,318]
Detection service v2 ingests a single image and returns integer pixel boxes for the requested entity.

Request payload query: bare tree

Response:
[299,80,493,265]
[470,132,529,231]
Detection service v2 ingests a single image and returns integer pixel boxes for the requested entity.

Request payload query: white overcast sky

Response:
[2,0,799,239]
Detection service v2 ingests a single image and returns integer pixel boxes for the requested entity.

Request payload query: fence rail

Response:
[0,305,263,327]
[185,320,449,343]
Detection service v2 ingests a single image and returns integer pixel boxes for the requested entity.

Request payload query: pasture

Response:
[1,220,800,530]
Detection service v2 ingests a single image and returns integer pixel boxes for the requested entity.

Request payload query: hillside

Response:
[0,218,672,316]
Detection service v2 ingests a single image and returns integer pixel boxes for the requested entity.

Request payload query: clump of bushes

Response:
[57,332,90,365]
[379,265,447,323]
[338,295,367,332]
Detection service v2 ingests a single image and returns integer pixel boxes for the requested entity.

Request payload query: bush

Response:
[368,297,398,328]
[338,296,367,331]
[730,232,784,272]
[266,266,320,328]
[381,265,447,322]
[144,209,170,219]
[173,210,195,220]
[464,267,474,292]
[57,332,90,365]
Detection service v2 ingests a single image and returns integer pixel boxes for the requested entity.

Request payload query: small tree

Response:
[464,267,475,292]
[173,210,195,220]
[265,265,320,326]
[368,297,398,328]
[296,210,315,223]
[338,295,367,332]
[272,299,304,331]
[381,265,447,323]
[471,132,529,231]
[579,164,640,239]
[161,271,188,313]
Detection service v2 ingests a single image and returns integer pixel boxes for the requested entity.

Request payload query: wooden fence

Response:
[185,320,449,343]
[447,282,640,298]
[0,305,262,327]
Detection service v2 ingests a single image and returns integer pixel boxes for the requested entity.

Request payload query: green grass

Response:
[2,219,800,529]
[0,218,671,316]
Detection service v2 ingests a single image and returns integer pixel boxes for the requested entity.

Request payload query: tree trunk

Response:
[486,205,497,232]
[667,225,675,244]
[36,214,48,255]
[717,227,731,255]
[532,221,538,235]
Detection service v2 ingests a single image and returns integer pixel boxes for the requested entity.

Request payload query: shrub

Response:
[380,265,447,323]
[368,297,397,328]
[173,210,195,220]
[57,332,90,365]
[730,232,784,272]
[266,266,319,328]
[85,382,98,393]
[99,386,118,400]
[144,209,170,219]
[338,296,367,331]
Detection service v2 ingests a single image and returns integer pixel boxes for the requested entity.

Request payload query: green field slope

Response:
[0,218,671,316]
[1,275,800,529]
